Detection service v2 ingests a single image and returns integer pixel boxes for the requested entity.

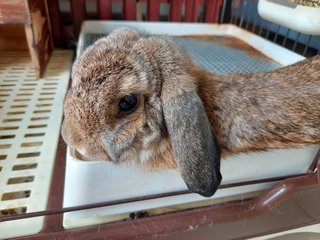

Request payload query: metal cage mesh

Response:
[82,33,281,75]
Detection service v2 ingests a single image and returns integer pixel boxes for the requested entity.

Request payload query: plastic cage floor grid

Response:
[0,51,72,239]
[82,34,282,74]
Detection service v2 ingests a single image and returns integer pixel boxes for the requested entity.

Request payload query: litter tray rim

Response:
[78,21,305,65]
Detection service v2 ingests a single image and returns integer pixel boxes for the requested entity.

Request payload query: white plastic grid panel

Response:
[0,51,72,239]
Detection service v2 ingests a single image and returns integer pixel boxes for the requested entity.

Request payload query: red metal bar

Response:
[212,0,222,23]
[46,0,63,47]
[43,137,66,232]
[98,0,112,20]
[13,173,320,240]
[191,0,202,22]
[204,0,215,22]
[0,172,311,222]
[147,0,160,21]
[185,0,194,21]
[70,0,86,38]
[123,0,136,20]
[170,0,182,22]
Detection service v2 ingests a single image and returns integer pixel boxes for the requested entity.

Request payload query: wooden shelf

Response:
[0,0,52,78]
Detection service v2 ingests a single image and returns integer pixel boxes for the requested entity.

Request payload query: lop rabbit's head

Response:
[62,28,221,197]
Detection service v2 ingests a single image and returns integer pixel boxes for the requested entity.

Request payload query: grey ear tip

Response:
[187,172,222,198]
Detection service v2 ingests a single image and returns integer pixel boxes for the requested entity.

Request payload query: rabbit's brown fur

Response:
[62,28,320,196]
[192,56,320,156]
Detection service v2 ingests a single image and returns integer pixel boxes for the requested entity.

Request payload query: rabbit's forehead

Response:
[70,49,161,114]
[73,65,158,99]
[117,72,159,95]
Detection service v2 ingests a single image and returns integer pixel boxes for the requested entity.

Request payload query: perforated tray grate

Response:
[82,33,281,74]
[176,38,281,73]
[0,51,72,239]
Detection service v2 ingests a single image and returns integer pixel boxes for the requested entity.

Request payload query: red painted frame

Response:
[48,0,224,45]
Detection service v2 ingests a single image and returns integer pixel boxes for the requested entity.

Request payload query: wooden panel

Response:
[25,0,53,78]
[0,0,30,24]
[147,0,160,21]
[0,24,28,51]
[170,0,182,22]
[123,0,136,20]
[98,0,112,20]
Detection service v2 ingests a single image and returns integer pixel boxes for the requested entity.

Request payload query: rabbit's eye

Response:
[119,94,138,112]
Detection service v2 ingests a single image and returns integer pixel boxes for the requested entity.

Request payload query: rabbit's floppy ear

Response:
[161,73,222,197]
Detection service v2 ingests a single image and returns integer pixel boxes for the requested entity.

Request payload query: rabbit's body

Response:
[193,56,320,156]
[62,28,320,197]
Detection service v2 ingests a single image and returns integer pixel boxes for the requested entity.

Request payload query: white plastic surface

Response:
[64,145,319,228]
[258,0,320,35]
[0,51,73,239]
[63,21,318,229]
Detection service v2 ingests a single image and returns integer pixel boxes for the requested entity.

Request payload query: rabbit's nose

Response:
[74,147,88,160]
[61,120,83,148]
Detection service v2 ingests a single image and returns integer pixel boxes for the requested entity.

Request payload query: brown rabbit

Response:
[62,27,320,197]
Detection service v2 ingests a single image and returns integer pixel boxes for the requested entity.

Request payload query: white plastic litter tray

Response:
[0,51,73,239]
[63,21,319,229]
[258,0,320,35]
